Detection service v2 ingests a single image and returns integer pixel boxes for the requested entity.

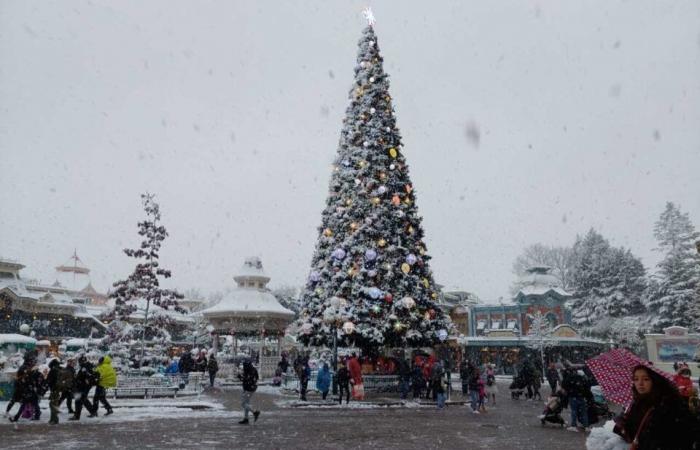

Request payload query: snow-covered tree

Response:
[646,202,700,330]
[297,24,450,350]
[106,193,184,353]
[272,285,303,318]
[511,243,574,294]
[569,229,646,329]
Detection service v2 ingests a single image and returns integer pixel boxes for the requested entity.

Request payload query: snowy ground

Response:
[0,381,591,449]
[0,395,228,425]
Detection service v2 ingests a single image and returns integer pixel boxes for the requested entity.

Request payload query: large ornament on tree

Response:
[332,248,346,260]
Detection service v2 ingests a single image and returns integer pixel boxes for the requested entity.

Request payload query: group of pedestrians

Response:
[459,360,496,414]
[167,349,219,387]
[6,351,116,425]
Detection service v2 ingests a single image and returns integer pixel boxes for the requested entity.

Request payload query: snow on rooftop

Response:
[201,289,294,318]
[0,334,37,345]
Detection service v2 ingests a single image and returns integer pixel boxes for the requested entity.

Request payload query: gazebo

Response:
[200,257,294,374]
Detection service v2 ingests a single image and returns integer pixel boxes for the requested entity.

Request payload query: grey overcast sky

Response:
[1,1,699,303]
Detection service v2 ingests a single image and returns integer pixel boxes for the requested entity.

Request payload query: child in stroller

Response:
[539,389,566,427]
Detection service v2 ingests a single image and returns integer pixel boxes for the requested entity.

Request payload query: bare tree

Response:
[511,244,574,294]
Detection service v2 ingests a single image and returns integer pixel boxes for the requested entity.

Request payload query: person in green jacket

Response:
[93,355,116,416]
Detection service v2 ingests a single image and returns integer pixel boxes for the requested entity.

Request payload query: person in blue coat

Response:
[316,362,332,400]
[165,359,179,375]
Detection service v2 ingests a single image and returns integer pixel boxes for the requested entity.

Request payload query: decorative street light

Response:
[323,296,352,395]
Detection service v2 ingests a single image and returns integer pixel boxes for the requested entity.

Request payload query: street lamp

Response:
[323,296,352,395]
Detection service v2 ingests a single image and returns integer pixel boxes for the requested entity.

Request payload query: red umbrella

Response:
[586,348,675,408]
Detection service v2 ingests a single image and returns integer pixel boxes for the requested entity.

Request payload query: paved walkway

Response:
[0,382,589,449]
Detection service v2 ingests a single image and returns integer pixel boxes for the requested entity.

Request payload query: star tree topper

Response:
[363,7,376,27]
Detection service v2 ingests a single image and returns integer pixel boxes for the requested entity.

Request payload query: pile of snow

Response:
[586,420,628,450]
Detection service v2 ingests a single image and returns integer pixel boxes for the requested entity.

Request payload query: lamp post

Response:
[323,297,352,395]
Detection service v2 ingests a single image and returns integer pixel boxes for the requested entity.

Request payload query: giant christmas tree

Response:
[298,18,451,351]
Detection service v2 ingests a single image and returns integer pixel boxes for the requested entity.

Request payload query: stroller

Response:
[539,391,566,427]
[587,385,614,424]
[509,376,527,400]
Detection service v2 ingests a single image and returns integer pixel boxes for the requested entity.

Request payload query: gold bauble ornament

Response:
[404,198,412,206]
[431,292,437,299]
[371,197,381,205]
[401,263,410,274]
[350,222,359,231]
[379,172,387,181]
[407,225,414,234]
[422,278,429,288]
[378,238,387,247]
[323,228,333,237]
[388,148,397,158]
[345,198,353,206]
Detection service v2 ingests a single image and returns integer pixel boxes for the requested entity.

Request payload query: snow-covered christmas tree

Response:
[646,202,700,330]
[298,15,450,350]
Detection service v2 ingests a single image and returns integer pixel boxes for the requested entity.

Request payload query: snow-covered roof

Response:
[36,340,51,346]
[0,334,37,345]
[122,298,194,323]
[200,289,294,319]
[517,286,572,297]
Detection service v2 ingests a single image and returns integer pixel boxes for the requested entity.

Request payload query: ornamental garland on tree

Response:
[106,193,185,343]
[297,19,451,350]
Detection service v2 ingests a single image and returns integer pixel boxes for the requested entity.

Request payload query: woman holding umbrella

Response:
[613,364,699,449]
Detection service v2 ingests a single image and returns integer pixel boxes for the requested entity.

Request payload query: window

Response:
[507,320,517,329]
[476,320,486,330]
[491,320,501,329]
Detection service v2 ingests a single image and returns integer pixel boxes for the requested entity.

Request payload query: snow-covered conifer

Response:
[646,202,700,330]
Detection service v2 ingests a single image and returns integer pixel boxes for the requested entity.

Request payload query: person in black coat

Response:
[70,355,97,420]
[614,364,699,450]
[46,359,62,424]
[58,358,76,414]
[335,358,351,405]
[561,366,591,430]
[545,362,560,395]
[236,360,260,424]
[398,358,411,400]
[207,354,219,388]
[9,353,42,422]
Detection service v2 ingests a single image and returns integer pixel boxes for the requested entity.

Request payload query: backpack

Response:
[56,368,74,392]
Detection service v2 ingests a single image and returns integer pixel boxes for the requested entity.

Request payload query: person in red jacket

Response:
[673,364,694,397]
[347,353,364,400]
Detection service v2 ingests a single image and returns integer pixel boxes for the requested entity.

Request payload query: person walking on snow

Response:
[298,357,311,401]
[237,360,260,425]
[316,362,332,400]
[46,359,64,424]
[336,358,351,405]
[348,353,364,400]
[94,355,116,416]
[9,352,43,422]
[57,358,76,414]
[468,367,482,414]
[207,354,219,388]
[70,355,97,421]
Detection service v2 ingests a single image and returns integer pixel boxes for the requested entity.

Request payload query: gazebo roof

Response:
[199,257,294,329]
[201,289,294,320]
